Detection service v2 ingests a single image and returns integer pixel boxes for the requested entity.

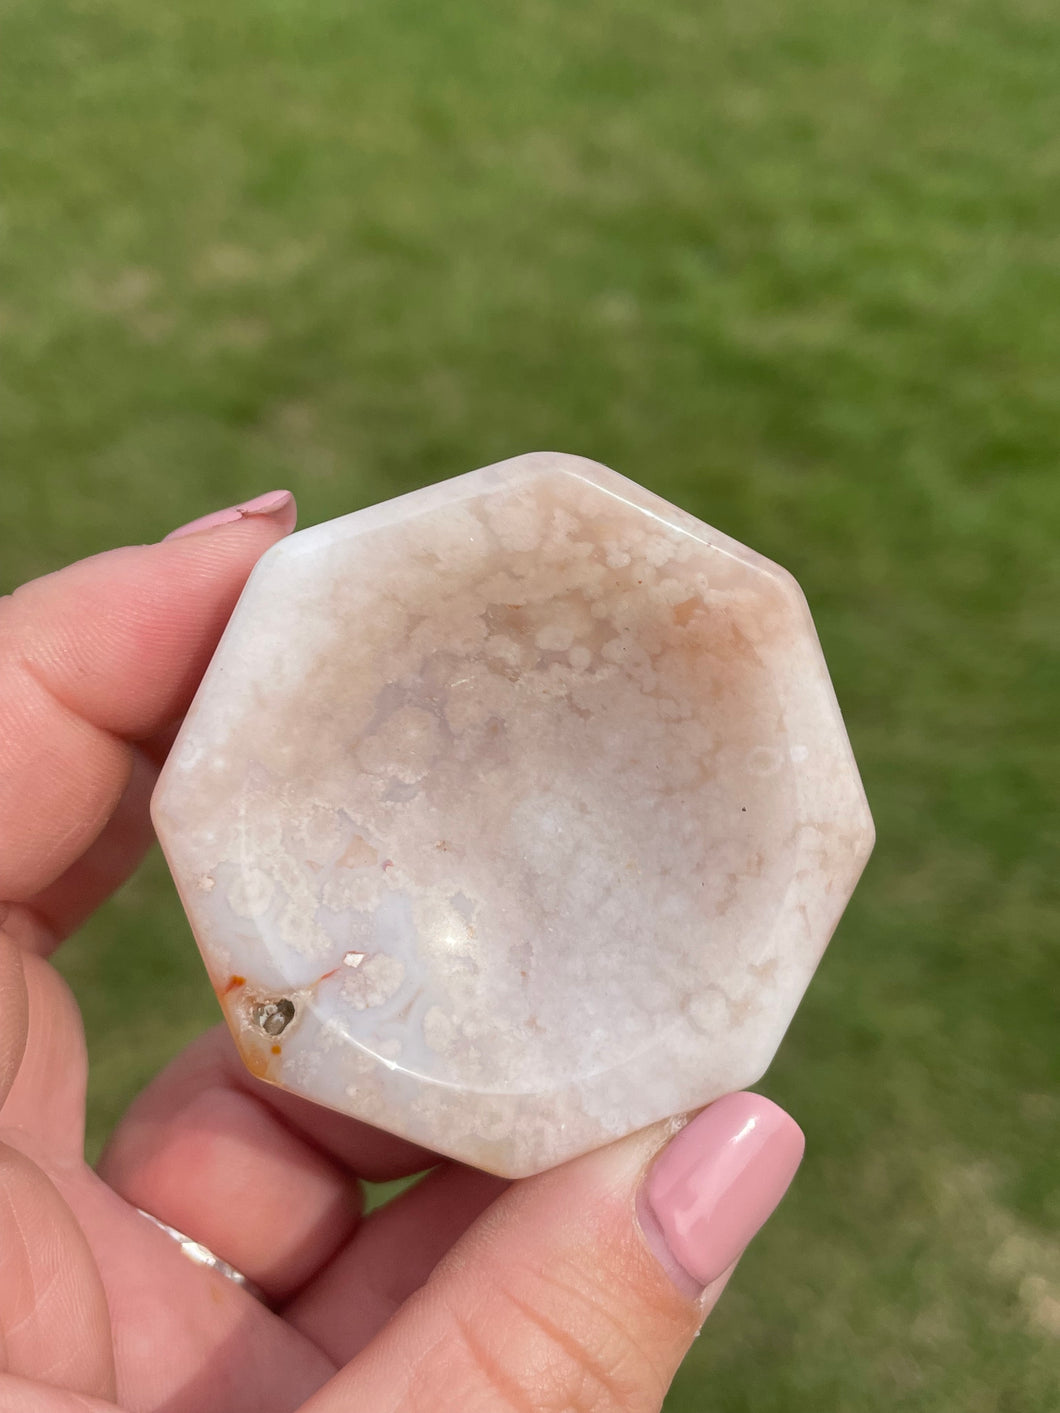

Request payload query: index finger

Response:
[0,491,296,946]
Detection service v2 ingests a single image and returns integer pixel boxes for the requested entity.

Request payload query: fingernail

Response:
[639,1093,804,1295]
[165,490,296,541]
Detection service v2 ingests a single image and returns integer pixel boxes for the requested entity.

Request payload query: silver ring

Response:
[135,1207,270,1305]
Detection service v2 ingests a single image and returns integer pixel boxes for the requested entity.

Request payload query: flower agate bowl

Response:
[152,452,874,1177]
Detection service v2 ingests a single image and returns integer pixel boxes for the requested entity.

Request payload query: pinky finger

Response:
[0,1143,116,1404]
[0,1375,126,1412]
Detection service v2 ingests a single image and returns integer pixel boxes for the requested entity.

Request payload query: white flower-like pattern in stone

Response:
[151,452,874,1177]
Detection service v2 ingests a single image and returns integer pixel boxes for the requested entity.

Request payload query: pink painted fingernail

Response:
[639,1092,804,1295]
[165,489,296,541]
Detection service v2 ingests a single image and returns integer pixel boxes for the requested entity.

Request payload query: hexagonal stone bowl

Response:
[152,452,874,1177]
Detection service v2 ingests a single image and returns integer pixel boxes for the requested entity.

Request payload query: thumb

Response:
[303,1092,803,1413]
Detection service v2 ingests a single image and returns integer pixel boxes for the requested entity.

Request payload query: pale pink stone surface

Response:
[151,452,874,1177]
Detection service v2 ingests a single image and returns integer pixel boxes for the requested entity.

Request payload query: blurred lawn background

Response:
[3,0,1058,1408]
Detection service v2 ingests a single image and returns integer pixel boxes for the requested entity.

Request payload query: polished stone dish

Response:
[152,452,874,1177]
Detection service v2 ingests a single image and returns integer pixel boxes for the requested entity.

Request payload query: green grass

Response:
[3,0,1059,1407]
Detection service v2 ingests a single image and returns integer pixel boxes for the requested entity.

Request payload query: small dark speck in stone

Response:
[255,998,296,1036]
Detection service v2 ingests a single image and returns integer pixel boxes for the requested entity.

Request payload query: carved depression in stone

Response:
[152,452,874,1177]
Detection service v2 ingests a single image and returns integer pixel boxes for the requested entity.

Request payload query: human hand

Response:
[0,491,804,1413]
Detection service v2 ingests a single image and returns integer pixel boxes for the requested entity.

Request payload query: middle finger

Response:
[98,1024,436,1302]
